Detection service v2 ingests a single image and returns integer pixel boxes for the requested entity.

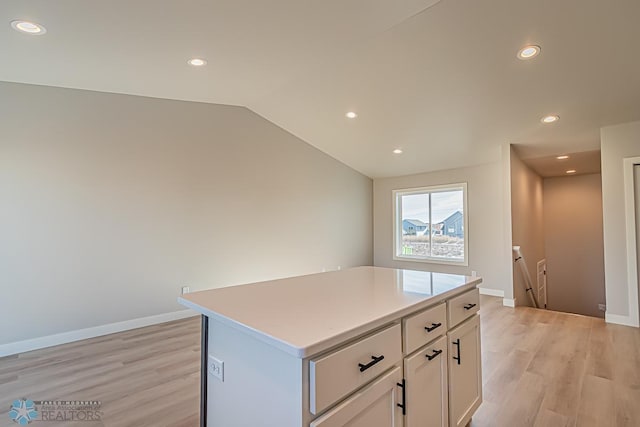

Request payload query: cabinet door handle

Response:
[358,355,385,372]
[396,379,406,415]
[426,349,443,361]
[452,339,461,365]
[463,303,477,310]
[424,322,442,332]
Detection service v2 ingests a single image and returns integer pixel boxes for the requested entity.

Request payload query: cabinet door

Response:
[447,314,482,427]
[310,367,404,427]
[404,336,448,427]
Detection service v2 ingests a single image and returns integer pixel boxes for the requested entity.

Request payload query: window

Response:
[393,183,468,265]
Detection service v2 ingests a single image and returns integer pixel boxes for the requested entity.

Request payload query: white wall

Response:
[0,82,373,348]
[601,120,640,326]
[509,146,545,307]
[501,143,515,301]
[373,161,511,295]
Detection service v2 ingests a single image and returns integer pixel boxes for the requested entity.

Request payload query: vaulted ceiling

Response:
[2,0,639,177]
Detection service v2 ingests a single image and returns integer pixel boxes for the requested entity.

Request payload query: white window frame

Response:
[392,182,468,266]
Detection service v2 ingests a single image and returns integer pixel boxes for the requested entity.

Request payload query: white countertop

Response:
[178,266,481,358]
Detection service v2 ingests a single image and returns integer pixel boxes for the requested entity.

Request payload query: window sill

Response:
[393,255,468,267]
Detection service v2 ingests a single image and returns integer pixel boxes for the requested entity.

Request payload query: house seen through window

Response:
[393,183,467,265]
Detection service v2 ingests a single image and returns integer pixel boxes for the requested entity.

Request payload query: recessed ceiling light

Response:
[11,20,46,35]
[345,111,358,119]
[566,170,576,174]
[188,58,207,67]
[556,155,569,160]
[541,115,559,124]
[393,149,403,154]
[517,45,540,60]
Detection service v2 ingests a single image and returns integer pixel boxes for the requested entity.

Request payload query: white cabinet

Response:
[447,288,480,329]
[310,324,402,414]
[447,314,482,427]
[404,336,449,427]
[189,271,483,427]
[402,303,447,355]
[310,367,404,427]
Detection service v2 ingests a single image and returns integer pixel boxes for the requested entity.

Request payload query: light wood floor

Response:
[1,296,639,427]
[0,319,201,427]
[472,296,640,427]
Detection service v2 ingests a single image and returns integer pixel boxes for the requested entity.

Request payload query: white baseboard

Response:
[0,309,198,357]
[477,287,505,298]
[502,298,516,307]
[605,313,640,328]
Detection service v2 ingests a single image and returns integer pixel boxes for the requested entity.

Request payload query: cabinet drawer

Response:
[310,323,402,415]
[447,288,480,329]
[403,302,447,355]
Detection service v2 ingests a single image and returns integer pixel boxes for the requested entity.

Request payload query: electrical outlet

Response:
[471,270,477,277]
[208,356,224,381]
[598,303,606,312]
[181,286,190,295]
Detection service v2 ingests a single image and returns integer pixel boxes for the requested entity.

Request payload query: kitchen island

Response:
[179,266,482,427]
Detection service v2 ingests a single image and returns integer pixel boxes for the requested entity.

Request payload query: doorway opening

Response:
[509,146,606,318]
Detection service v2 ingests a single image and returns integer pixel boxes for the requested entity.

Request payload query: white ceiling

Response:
[520,150,601,178]
[2,0,640,178]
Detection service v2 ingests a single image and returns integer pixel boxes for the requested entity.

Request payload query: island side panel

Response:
[201,315,208,427]
[207,317,304,427]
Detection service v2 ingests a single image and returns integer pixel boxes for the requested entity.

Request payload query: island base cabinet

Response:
[310,367,404,427]
[403,336,448,427]
[182,269,483,427]
[447,314,482,427]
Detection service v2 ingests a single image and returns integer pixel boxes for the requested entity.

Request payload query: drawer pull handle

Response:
[463,303,477,310]
[425,322,442,332]
[452,339,461,365]
[358,355,385,372]
[426,349,443,361]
